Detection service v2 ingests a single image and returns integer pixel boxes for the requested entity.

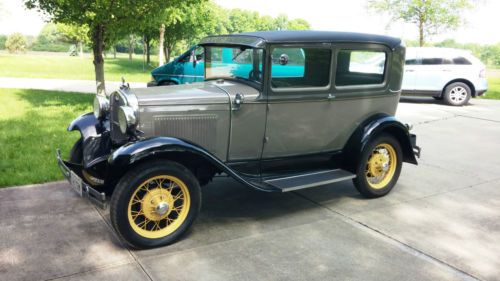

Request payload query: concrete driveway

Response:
[1,98,499,281]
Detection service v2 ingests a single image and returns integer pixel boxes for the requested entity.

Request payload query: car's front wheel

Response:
[352,134,403,198]
[110,160,201,249]
[443,82,471,106]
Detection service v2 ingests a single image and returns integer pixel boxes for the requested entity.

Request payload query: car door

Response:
[173,46,203,84]
[402,48,418,91]
[414,50,452,92]
[261,44,335,173]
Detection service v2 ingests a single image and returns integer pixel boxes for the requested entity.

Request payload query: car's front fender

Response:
[107,137,279,192]
[68,112,109,140]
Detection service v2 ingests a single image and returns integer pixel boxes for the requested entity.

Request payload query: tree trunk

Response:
[165,46,170,64]
[145,35,151,64]
[113,46,116,59]
[78,41,83,58]
[128,34,134,60]
[418,18,424,47]
[92,24,106,96]
[158,24,165,66]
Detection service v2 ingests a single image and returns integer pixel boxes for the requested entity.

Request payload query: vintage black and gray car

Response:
[57,31,420,249]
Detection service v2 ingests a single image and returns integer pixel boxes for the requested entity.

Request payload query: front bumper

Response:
[410,134,421,158]
[56,149,107,209]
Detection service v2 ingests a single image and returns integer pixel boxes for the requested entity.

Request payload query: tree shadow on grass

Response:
[0,89,91,187]
[15,88,93,109]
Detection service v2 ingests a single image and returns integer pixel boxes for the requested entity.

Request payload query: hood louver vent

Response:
[153,115,218,151]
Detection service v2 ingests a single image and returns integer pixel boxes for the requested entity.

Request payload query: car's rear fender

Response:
[342,114,418,173]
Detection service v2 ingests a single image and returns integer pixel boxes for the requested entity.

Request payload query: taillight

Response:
[479,69,486,78]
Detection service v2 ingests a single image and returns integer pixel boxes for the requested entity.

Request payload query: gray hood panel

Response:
[131,83,229,106]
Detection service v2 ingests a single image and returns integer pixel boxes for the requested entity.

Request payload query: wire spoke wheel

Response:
[127,175,191,239]
[364,143,397,189]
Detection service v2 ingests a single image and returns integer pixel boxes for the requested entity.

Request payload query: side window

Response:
[405,59,418,65]
[421,57,444,65]
[335,50,386,86]
[194,46,204,62]
[453,56,472,65]
[270,47,331,89]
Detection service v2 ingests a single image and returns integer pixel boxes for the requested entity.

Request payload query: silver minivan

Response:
[402,47,488,106]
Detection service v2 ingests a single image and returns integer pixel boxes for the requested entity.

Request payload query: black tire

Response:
[443,82,471,106]
[159,81,177,86]
[69,138,83,163]
[110,160,201,249]
[352,134,403,198]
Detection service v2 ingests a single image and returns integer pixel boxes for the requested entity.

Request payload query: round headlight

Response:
[118,106,137,134]
[93,95,109,119]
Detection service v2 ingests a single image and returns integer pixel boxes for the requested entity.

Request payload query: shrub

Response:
[5,33,27,53]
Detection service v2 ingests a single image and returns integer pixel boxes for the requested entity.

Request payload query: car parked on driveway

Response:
[57,30,420,249]
[402,47,488,106]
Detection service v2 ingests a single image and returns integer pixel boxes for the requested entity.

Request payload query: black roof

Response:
[200,30,402,49]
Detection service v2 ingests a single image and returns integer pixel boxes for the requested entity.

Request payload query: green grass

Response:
[0,52,157,82]
[0,88,92,187]
[482,77,500,100]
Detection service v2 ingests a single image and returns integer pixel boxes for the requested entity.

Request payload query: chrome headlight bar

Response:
[118,105,137,134]
[93,95,110,119]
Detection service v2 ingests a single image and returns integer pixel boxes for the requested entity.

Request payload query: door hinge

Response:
[263,136,269,143]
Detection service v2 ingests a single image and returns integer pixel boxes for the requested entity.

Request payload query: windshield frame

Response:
[201,44,265,90]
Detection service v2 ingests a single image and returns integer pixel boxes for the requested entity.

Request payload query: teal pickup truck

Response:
[148,45,305,86]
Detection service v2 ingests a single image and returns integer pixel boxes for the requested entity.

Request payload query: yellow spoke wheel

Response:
[365,143,397,189]
[127,175,191,239]
[352,134,402,198]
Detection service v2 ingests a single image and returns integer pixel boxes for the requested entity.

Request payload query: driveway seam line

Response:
[456,114,500,123]
[346,176,500,216]
[93,205,155,281]
[42,260,135,281]
[292,191,483,281]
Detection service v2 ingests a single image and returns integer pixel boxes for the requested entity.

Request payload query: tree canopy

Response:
[24,0,198,94]
[368,0,475,46]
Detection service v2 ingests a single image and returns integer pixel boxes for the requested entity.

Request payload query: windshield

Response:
[204,46,264,83]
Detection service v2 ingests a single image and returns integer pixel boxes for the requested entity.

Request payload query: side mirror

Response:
[279,54,289,65]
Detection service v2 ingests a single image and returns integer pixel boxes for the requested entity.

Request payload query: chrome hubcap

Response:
[449,86,467,103]
[155,202,169,216]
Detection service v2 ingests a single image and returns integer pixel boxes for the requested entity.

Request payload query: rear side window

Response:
[335,50,386,86]
[452,56,472,65]
[270,47,331,88]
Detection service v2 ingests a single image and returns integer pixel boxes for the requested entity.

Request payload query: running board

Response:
[263,169,356,192]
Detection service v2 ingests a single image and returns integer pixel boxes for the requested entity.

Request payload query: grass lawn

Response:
[0,52,157,82]
[0,88,92,187]
[482,77,500,100]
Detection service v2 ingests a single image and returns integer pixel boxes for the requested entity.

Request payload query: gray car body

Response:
[64,31,416,195]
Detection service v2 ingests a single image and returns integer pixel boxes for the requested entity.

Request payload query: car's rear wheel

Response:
[352,134,403,198]
[443,82,471,106]
[110,160,201,249]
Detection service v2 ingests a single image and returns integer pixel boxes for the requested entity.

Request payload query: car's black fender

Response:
[68,112,109,140]
[107,137,279,192]
[342,113,418,173]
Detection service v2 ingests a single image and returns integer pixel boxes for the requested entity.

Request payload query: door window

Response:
[270,47,331,88]
[335,50,386,86]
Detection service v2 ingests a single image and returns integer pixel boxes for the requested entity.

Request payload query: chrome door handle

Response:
[232,93,244,111]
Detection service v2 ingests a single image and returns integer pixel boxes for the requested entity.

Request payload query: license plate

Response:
[69,171,83,197]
